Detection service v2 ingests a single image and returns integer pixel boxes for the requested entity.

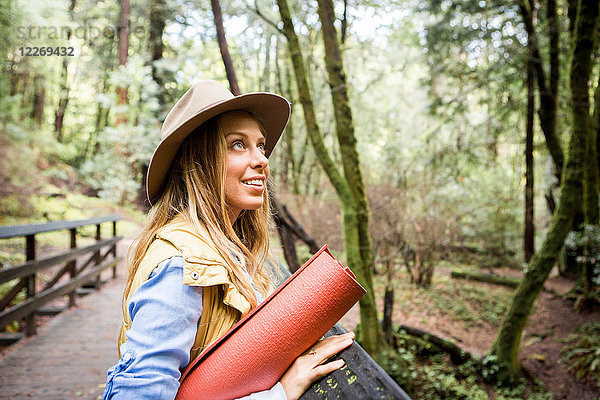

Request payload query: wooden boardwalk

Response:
[0,273,124,400]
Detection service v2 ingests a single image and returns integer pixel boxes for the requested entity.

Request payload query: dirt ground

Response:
[339,270,600,400]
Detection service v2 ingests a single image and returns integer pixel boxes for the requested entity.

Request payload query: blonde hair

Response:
[122,111,273,321]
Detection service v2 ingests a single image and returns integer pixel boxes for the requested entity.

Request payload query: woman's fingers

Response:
[280,332,355,400]
[303,332,354,366]
[312,359,346,380]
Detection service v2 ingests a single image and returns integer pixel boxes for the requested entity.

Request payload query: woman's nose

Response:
[251,147,268,169]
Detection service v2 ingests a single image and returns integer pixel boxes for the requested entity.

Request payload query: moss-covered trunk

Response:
[489,0,599,379]
[584,83,599,225]
[276,0,382,355]
[315,0,383,352]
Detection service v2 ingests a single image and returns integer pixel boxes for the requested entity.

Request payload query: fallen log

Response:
[397,324,474,364]
[451,269,520,288]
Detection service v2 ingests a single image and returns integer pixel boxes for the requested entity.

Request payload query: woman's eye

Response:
[232,141,244,150]
[258,143,266,152]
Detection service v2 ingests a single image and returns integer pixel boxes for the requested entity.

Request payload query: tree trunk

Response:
[19,70,30,120]
[277,0,383,356]
[149,0,168,111]
[54,0,76,140]
[382,245,394,344]
[270,193,301,273]
[31,75,45,127]
[567,0,578,39]
[582,6,600,305]
[116,0,130,126]
[211,0,240,95]
[524,44,535,263]
[595,72,600,192]
[54,61,69,140]
[489,0,599,380]
[584,81,600,225]
[276,41,301,194]
[451,270,520,288]
[519,0,563,183]
[316,0,382,350]
[261,34,273,91]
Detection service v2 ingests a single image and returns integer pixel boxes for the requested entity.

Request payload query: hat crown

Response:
[162,80,234,140]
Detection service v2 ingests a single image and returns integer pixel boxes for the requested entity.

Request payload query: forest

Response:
[1,0,599,398]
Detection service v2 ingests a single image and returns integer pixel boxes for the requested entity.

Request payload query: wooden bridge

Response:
[0,216,125,399]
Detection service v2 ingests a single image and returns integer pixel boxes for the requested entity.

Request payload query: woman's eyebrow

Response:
[225,131,266,140]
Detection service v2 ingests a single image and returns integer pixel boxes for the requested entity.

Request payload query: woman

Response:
[103,80,353,400]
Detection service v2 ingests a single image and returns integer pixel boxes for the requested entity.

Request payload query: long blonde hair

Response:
[122,111,273,318]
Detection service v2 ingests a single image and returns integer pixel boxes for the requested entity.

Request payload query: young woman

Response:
[102,81,354,400]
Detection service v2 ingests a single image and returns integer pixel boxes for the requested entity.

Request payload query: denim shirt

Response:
[103,256,286,400]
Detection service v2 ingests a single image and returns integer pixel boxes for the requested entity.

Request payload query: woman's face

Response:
[221,111,269,223]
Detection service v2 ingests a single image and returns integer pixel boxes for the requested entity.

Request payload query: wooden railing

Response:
[0,215,123,341]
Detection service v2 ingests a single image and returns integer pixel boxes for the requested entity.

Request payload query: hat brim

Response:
[146,92,290,205]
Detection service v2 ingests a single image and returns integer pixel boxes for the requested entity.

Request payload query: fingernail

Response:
[336,359,345,367]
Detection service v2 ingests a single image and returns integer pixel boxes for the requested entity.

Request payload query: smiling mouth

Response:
[242,179,264,187]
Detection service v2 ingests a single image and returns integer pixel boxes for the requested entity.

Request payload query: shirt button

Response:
[191,271,199,280]
[123,352,132,362]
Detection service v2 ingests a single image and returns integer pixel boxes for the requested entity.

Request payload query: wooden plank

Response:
[0,279,26,311]
[76,246,113,276]
[42,263,71,291]
[37,306,67,316]
[76,287,95,296]
[0,257,122,330]
[25,234,36,336]
[0,332,25,347]
[68,228,77,307]
[0,215,121,239]
[0,237,121,283]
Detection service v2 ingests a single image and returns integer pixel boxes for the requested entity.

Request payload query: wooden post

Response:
[95,224,101,289]
[68,228,77,307]
[112,220,117,278]
[25,234,36,336]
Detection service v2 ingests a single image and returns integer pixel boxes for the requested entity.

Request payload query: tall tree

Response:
[489,0,599,379]
[315,0,382,349]
[524,52,535,262]
[518,0,563,186]
[581,10,600,307]
[31,75,45,127]
[116,0,130,126]
[524,0,536,263]
[55,0,76,141]
[276,0,383,355]
[148,0,169,112]
[211,0,240,95]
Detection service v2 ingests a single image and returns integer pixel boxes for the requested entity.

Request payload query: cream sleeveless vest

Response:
[118,216,253,361]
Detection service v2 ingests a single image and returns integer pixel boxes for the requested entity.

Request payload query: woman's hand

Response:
[279,332,355,400]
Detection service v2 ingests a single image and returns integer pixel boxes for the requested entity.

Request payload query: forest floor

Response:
[340,265,600,399]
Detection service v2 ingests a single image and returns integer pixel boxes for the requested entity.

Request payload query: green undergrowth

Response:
[559,321,600,388]
[379,329,552,399]
[378,271,512,328]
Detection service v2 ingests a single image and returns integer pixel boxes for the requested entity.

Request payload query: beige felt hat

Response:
[146,80,291,205]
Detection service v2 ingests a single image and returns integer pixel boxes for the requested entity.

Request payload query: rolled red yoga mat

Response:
[175,245,366,400]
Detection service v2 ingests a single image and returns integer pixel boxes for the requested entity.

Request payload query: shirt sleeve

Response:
[102,256,286,400]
